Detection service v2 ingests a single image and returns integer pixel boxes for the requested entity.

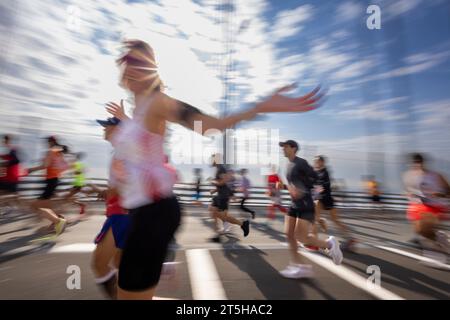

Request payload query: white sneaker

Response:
[327,236,343,265]
[436,231,449,254]
[280,264,314,279]
[223,222,232,233]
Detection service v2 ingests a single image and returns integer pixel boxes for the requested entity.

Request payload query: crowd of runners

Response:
[1,39,449,299]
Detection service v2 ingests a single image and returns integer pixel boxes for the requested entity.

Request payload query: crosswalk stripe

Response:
[375,245,450,270]
[186,249,227,300]
[300,249,405,300]
[49,243,95,253]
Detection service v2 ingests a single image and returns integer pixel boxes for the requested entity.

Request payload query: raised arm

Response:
[156,85,325,135]
[28,151,51,173]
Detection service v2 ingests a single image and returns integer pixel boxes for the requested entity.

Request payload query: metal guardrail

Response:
[11,175,410,211]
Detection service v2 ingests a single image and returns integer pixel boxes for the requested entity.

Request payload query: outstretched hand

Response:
[256,84,326,114]
[106,99,129,121]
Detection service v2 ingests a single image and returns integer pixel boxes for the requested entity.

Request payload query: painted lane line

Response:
[300,249,404,300]
[186,249,227,300]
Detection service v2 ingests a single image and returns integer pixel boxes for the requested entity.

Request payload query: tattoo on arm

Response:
[177,100,203,126]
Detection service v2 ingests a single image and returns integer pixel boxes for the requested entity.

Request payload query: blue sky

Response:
[0,0,449,192]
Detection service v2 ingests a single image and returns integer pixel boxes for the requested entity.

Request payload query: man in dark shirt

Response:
[278,140,343,279]
[193,168,202,205]
[208,154,250,243]
[313,155,355,251]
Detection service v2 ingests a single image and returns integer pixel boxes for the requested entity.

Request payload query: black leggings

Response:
[118,197,181,291]
[240,197,255,214]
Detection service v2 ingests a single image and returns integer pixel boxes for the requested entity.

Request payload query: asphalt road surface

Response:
[0,203,449,300]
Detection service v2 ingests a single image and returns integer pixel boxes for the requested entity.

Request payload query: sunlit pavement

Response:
[0,203,449,300]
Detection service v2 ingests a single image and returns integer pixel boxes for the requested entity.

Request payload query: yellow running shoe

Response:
[54,218,67,236]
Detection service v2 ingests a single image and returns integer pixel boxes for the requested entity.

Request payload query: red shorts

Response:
[407,203,446,221]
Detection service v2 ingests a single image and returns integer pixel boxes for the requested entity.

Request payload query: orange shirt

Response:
[367,181,380,196]
[46,149,67,179]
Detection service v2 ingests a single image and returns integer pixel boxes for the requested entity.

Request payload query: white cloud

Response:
[343,49,450,89]
[332,59,374,80]
[336,1,364,22]
[386,0,422,18]
[314,133,409,153]
[328,97,409,121]
[330,30,351,40]
[271,4,314,40]
[413,99,450,127]
[0,0,228,176]
[308,40,353,75]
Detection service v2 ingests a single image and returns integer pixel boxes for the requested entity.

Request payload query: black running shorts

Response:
[288,195,315,223]
[118,197,181,291]
[39,178,59,200]
[371,195,381,202]
[0,181,18,193]
[319,194,335,210]
[211,196,229,211]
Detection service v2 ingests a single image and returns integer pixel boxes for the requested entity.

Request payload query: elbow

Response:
[201,124,226,136]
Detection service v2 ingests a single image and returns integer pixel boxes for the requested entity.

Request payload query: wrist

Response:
[244,107,259,120]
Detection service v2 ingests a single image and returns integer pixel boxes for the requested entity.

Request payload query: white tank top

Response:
[112,95,176,209]
[404,170,448,208]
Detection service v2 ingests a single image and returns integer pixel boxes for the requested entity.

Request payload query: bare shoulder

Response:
[149,92,177,117]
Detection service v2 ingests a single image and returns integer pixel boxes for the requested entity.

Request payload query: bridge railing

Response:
[11,175,410,211]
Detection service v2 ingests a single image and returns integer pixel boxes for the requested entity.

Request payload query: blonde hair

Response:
[117,39,164,93]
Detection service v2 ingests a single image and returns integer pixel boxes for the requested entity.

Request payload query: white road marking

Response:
[186,249,227,300]
[0,266,13,272]
[375,245,450,270]
[49,243,96,253]
[300,249,404,300]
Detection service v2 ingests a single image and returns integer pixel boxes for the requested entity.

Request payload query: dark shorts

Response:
[39,178,59,200]
[94,214,131,249]
[0,181,18,193]
[211,196,229,211]
[118,197,181,291]
[288,195,315,223]
[371,195,381,202]
[319,194,334,210]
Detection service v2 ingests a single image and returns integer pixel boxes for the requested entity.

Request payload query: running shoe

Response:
[241,220,250,237]
[54,218,67,236]
[209,235,221,243]
[326,236,343,265]
[341,238,357,252]
[280,264,314,279]
[436,231,449,254]
[223,221,232,233]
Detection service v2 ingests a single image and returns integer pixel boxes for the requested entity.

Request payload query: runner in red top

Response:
[0,135,21,190]
[267,166,287,222]
[0,135,22,214]
[88,116,130,299]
